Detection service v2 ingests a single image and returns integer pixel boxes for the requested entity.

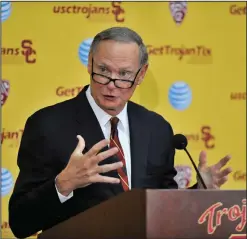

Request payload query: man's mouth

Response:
[103,95,116,101]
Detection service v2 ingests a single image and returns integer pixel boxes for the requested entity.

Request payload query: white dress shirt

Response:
[55,86,131,203]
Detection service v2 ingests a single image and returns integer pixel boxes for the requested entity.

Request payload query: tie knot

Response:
[110,117,119,128]
[110,117,119,136]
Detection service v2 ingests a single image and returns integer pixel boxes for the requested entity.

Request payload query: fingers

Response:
[68,137,124,189]
[215,176,228,187]
[214,155,231,170]
[97,161,123,174]
[93,175,121,184]
[86,139,110,158]
[210,167,232,188]
[217,167,232,178]
[77,161,123,183]
[86,161,123,176]
[198,151,207,169]
[92,147,119,165]
[73,135,86,155]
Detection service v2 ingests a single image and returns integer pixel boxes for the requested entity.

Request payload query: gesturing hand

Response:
[197,151,232,189]
[56,135,123,196]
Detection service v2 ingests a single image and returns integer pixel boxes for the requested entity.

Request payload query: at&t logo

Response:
[78,38,93,67]
[1,168,13,196]
[1,2,11,22]
[168,81,192,110]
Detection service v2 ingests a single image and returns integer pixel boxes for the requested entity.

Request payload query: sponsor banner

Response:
[52,2,125,23]
[147,44,212,60]
[1,2,246,238]
[1,40,37,64]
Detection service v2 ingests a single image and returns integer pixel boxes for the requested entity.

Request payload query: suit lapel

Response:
[74,86,124,195]
[74,86,105,153]
[128,103,150,188]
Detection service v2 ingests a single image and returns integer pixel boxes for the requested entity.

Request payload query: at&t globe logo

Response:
[168,81,192,110]
[1,2,11,22]
[78,38,93,67]
[1,168,13,196]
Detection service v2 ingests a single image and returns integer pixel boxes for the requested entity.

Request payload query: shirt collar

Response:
[85,85,128,130]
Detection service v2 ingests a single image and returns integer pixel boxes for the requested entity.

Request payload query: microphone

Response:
[173,134,207,189]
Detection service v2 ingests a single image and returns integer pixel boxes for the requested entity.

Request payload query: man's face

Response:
[87,40,148,116]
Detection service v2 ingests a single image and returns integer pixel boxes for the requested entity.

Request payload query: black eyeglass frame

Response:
[91,58,142,89]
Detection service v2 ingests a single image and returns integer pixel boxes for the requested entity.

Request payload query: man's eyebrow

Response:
[96,62,134,71]
[119,67,133,71]
[97,62,108,67]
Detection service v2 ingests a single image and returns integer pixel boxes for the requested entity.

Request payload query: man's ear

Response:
[137,63,149,85]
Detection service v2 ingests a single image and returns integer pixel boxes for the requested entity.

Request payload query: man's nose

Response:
[107,80,117,90]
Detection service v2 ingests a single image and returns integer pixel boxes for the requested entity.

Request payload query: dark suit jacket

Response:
[9,85,195,238]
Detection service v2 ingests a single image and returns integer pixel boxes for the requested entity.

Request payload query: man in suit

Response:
[9,27,232,238]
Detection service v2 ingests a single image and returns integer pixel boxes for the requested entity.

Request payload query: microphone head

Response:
[173,134,188,150]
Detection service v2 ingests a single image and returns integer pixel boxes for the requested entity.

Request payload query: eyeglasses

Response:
[91,58,142,89]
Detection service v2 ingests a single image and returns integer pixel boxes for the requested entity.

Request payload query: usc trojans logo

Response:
[198,199,246,238]
[201,126,215,149]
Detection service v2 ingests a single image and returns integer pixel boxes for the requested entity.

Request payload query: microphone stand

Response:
[184,147,207,189]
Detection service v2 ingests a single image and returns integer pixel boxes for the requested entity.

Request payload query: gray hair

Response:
[90,27,148,67]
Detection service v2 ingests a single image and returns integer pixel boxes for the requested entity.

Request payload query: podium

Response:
[38,189,246,239]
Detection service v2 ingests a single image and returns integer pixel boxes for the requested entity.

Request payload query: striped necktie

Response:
[109,117,129,191]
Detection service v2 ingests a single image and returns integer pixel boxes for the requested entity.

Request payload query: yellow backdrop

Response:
[1,1,246,238]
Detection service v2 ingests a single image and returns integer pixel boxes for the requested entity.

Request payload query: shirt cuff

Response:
[55,176,73,203]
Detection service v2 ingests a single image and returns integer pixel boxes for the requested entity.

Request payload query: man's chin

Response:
[105,106,117,113]
[101,100,118,109]
[102,104,119,115]
[97,99,122,115]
